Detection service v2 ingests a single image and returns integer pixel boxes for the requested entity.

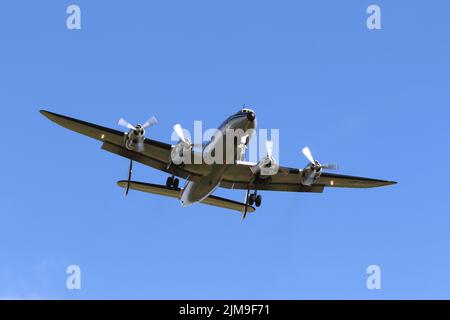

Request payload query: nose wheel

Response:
[166,176,179,189]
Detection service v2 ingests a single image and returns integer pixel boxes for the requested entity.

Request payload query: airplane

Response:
[40,108,396,219]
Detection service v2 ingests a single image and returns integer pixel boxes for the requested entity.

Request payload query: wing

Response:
[220,164,396,192]
[41,110,396,192]
[117,181,256,213]
[316,172,396,188]
[40,110,208,181]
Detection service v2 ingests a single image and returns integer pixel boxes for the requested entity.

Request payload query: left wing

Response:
[40,110,208,181]
[316,172,397,188]
[117,180,256,213]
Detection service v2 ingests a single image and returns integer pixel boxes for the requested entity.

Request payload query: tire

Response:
[166,177,173,188]
[255,195,262,207]
[173,178,179,189]
[249,194,256,206]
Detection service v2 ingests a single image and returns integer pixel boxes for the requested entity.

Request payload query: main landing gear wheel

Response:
[247,193,262,207]
[166,176,179,189]
[249,194,256,206]
[255,194,262,207]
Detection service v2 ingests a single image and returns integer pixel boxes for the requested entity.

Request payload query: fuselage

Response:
[180,109,257,206]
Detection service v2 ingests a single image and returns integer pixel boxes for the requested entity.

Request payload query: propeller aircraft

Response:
[40,108,396,219]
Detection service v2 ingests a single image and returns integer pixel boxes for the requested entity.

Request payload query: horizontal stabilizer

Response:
[117,181,255,213]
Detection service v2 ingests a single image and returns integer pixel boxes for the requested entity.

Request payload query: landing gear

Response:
[243,189,262,220]
[166,176,179,189]
[124,159,133,196]
[248,193,256,206]
[247,192,262,207]
[255,194,262,207]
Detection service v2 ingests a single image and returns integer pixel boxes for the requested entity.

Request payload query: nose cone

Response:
[246,112,257,131]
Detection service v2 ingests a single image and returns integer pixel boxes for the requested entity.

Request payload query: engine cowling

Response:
[124,125,145,152]
[300,146,337,186]
[300,161,322,186]
[118,116,158,153]
[253,155,279,176]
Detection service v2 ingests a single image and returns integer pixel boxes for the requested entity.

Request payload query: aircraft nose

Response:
[246,111,256,121]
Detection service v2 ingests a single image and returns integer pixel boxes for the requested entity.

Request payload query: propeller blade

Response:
[173,124,188,144]
[118,118,136,130]
[302,146,315,164]
[142,116,158,129]
[322,163,338,171]
[266,140,273,158]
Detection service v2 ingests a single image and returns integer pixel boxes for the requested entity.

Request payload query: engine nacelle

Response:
[300,162,322,186]
[256,156,279,176]
[124,126,145,152]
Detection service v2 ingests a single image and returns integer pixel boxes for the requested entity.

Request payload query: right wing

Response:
[117,180,256,213]
[220,164,395,192]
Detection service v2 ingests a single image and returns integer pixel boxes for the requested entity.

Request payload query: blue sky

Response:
[1,0,450,299]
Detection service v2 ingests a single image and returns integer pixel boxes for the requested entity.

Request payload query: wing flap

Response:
[220,180,324,193]
[117,181,255,213]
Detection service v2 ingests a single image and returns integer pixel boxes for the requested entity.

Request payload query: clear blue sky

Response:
[1,0,449,299]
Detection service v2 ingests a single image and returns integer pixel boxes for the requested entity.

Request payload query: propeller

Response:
[237,135,248,161]
[249,140,277,175]
[118,118,136,130]
[173,123,189,145]
[141,116,158,129]
[302,146,315,164]
[266,140,273,158]
[118,116,158,152]
[117,116,158,195]
[118,116,158,132]
[173,123,202,148]
[302,146,338,171]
